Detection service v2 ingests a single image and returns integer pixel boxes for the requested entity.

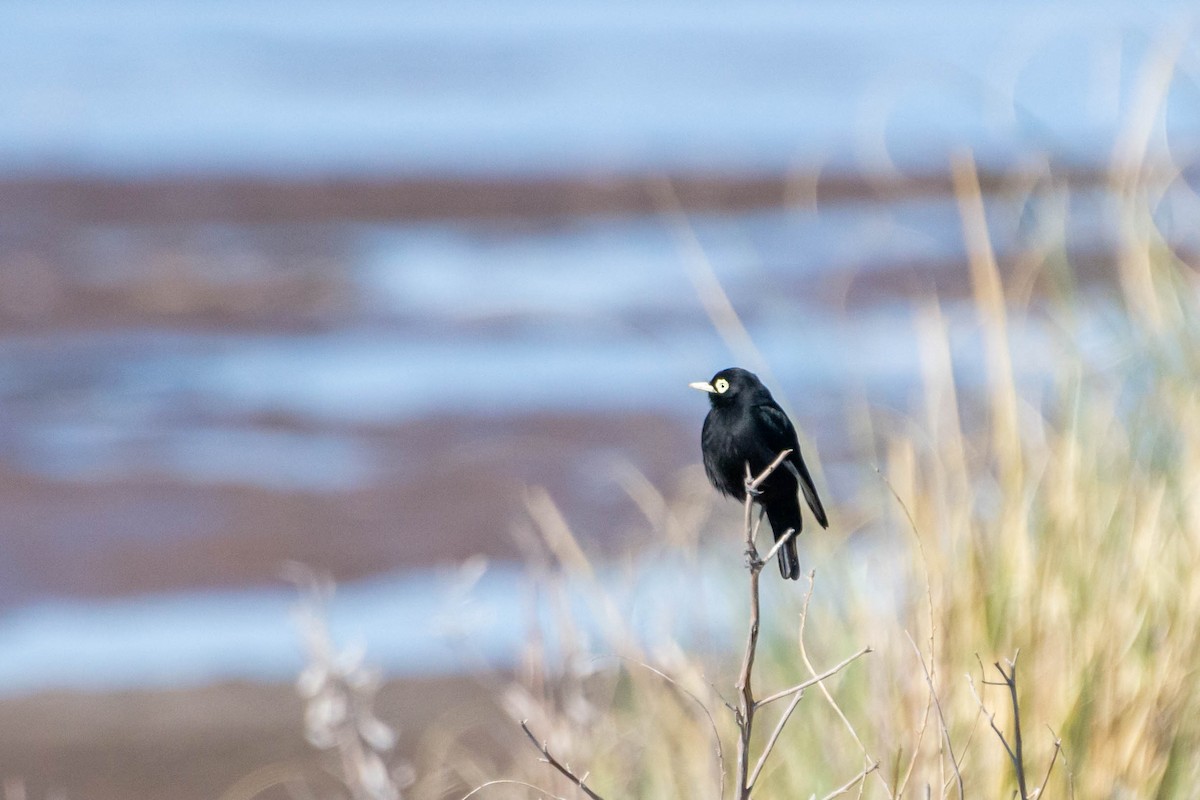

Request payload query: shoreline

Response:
[0,161,1139,223]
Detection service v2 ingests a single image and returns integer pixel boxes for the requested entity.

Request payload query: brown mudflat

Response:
[0,677,505,800]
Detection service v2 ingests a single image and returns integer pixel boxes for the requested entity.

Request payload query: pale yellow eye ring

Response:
[714,378,730,393]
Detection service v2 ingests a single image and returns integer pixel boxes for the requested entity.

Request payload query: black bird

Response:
[690,367,827,579]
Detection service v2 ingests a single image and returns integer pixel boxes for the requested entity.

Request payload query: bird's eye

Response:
[714,378,730,393]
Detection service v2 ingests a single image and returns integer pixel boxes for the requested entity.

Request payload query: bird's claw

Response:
[743,547,764,571]
[745,484,763,498]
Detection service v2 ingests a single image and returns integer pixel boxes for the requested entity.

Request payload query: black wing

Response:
[755,403,828,529]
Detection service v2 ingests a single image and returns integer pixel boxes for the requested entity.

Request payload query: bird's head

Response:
[689,367,762,407]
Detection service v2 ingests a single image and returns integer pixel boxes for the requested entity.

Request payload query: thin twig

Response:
[966,672,1011,764]
[817,761,882,800]
[940,709,984,798]
[760,526,799,566]
[1048,725,1075,800]
[618,657,726,800]
[795,571,893,798]
[970,653,1029,799]
[1034,729,1062,799]
[754,646,873,708]
[460,779,570,800]
[750,450,794,493]
[876,467,936,799]
[747,686,805,790]
[519,720,605,800]
[905,632,964,800]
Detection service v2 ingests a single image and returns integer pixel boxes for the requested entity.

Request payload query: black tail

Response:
[764,499,802,580]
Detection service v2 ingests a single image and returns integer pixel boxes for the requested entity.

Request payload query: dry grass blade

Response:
[648,175,771,379]
[904,632,963,799]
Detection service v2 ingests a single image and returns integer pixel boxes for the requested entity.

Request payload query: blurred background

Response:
[2,1,1199,798]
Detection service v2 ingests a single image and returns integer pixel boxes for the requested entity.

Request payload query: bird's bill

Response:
[688,381,716,393]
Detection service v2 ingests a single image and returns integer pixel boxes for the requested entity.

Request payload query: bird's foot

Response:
[745,484,763,498]
[743,547,764,572]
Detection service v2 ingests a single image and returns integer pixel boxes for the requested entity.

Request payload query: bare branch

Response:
[732,450,795,798]
[733,508,762,798]
[735,449,868,799]
[519,720,605,800]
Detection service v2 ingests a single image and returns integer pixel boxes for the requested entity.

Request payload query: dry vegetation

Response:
[287,167,1182,799]
[280,143,1200,800]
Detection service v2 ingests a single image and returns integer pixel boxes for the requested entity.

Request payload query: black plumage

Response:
[690,367,827,580]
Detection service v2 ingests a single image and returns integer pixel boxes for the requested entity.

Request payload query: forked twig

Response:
[520,720,605,800]
[970,652,1040,800]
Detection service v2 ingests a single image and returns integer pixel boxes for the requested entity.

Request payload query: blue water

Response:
[2,0,1198,175]
[0,557,752,694]
[0,534,916,696]
[0,293,1081,493]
